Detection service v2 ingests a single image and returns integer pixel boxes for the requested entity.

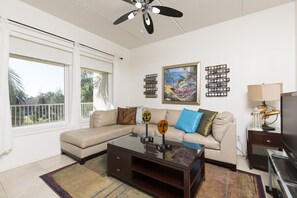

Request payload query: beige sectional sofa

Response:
[60,108,237,170]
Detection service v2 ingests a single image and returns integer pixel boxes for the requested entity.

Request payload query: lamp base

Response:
[262,124,275,131]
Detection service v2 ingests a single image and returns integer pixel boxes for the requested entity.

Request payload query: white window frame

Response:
[10,55,71,137]
[79,45,114,127]
[8,23,74,137]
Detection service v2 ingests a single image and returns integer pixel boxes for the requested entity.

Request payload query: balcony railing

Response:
[10,102,93,127]
[81,102,94,119]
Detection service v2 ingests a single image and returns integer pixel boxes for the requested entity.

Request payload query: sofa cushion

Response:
[196,109,218,137]
[148,108,167,124]
[117,107,137,125]
[212,111,234,142]
[92,109,117,128]
[175,109,203,133]
[166,109,182,126]
[183,133,220,150]
[60,125,133,148]
[131,124,156,136]
[155,126,185,141]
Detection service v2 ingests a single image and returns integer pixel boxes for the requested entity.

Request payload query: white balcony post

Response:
[48,104,51,123]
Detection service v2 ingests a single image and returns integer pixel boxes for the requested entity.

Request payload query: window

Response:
[79,45,113,120]
[80,68,109,119]
[9,55,66,127]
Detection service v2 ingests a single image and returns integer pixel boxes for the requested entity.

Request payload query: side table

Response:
[247,128,282,171]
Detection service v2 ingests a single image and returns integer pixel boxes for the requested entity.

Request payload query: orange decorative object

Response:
[157,120,168,135]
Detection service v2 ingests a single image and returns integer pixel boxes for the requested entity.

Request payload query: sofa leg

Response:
[230,165,237,172]
[79,159,86,165]
[206,158,237,171]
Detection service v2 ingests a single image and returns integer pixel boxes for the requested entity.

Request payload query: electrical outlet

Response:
[237,135,240,141]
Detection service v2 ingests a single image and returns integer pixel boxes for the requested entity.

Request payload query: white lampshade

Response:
[248,83,283,102]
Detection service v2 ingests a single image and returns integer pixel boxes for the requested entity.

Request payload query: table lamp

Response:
[247,83,283,131]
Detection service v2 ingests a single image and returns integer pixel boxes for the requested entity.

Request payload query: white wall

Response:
[0,0,130,172]
[129,3,296,154]
[295,0,297,90]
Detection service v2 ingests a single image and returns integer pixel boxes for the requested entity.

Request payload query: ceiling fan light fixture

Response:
[145,15,150,25]
[115,0,183,34]
[152,7,160,14]
[135,2,142,9]
[128,12,135,19]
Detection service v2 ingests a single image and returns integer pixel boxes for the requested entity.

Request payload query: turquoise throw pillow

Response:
[175,109,203,133]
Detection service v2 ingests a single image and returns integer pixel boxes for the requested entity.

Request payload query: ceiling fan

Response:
[113,0,183,34]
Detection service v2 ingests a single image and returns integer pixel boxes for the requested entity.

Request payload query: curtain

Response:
[0,18,13,156]
[112,57,121,109]
[70,42,81,130]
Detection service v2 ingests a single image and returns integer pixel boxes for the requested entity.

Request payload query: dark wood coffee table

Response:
[107,134,205,198]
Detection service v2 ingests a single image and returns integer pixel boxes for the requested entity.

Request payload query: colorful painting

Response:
[162,62,200,105]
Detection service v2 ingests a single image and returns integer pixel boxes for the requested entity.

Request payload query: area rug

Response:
[40,155,265,198]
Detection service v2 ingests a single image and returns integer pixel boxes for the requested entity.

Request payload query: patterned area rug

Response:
[40,155,265,198]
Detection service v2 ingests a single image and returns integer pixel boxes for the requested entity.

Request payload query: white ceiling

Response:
[20,0,292,49]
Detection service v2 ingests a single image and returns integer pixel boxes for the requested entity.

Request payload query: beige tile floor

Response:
[0,155,272,198]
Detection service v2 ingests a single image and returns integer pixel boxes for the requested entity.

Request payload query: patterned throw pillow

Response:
[175,108,203,133]
[196,108,218,137]
[117,107,137,125]
[127,106,143,124]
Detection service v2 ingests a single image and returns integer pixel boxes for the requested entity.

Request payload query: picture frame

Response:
[162,62,200,105]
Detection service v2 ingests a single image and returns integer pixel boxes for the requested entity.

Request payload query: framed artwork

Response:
[162,62,200,105]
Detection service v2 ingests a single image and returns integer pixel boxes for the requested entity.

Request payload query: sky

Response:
[9,57,65,98]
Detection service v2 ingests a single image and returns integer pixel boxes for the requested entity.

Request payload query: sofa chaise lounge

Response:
[60,108,237,170]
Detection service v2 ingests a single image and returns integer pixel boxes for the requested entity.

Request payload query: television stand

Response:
[267,149,297,197]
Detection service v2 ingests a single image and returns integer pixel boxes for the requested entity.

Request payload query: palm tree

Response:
[81,70,94,102]
[8,67,26,105]
[8,67,26,126]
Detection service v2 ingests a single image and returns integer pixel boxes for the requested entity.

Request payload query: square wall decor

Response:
[143,74,158,98]
[205,64,230,97]
[162,62,200,105]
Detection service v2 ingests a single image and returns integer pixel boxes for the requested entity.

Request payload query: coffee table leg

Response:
[184,171,190,198]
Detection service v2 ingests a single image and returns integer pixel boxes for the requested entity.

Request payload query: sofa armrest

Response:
[89,109,117,128]
[219,119,237,165]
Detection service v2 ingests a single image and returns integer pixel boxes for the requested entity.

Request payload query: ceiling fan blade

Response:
[121,0,134,5]
[148,0,154,3]
[143,13,154,34]
[152,6,183,17]
[113,10,137,25]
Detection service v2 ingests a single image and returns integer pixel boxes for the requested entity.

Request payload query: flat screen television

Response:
[281,91,297,170]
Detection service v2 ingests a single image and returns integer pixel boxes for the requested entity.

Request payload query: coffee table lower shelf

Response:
[107,144,205,198]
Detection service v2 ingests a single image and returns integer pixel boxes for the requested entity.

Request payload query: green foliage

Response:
[35,89,64,104]
[81,70,94,102]
[8,67,26,126]
[8,67,26,105]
